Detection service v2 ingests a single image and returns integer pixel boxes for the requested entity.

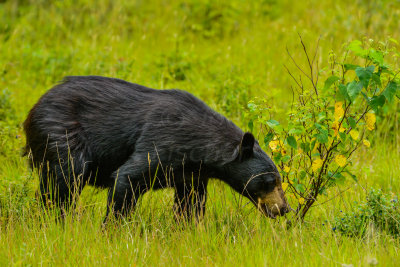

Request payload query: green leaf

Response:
[338,84,351,102]
[315,126,329,144]
[294,183,306,193]
[266,119,280,128]
[317,112,326,123]
[314,123,324,131]
[348,40,368,57]
[344,170,358,182]
[343,64,360,71]
[369,49,384,66]
[324,75,340,91]
[371,73,381,87]
[299,170,306,180]
[317,133,328,144]
[281,155,291,163]
[247,102,257,112]
[339,132,346,142]
[348,40,364,54]
[288,126,305,135]
[272,124,284,134]
[348,40,362,49]
[355,66,374,89]
[333,173,345,184]
[382,81,398,103]
[273,152,282,163]
[338,142,346,150]
[286,136,297,149]
[348,117,357,128]
[366,65,375,73]
[314,124,329,144]
[319,187,328,196]
[264,132,274,146]
[300,113,313,122]
[311,139,317,151]
[369,95,385,111]
[347,81,363,101]
[361,92,369,102]
[300,142,310,152]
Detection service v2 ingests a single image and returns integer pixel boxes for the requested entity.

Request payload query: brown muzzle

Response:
[257,185,289,218]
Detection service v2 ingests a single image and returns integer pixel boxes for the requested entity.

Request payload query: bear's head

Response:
[224,132,289,218]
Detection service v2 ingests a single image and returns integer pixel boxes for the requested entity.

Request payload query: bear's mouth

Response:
[257,202,277,219]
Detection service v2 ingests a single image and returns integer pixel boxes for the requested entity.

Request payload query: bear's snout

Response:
[257,186,289,218]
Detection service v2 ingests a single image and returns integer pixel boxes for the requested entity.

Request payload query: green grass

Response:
[1,0,400,266]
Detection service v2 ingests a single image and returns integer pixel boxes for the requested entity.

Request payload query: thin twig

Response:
[286,46,313,81]
[311,186,352,207]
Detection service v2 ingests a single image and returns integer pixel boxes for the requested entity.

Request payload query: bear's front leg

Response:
[104,177,142,221]
[103,160,149,224]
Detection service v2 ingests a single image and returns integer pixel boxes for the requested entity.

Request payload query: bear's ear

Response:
[239,132,255,161]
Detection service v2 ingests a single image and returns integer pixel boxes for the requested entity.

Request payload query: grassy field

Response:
[1,0,400,266]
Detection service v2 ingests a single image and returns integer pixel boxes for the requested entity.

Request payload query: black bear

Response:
[24,76,289,221]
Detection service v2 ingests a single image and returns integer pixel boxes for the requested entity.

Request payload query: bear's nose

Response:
[280,205,290,215]
[270,204,290,217]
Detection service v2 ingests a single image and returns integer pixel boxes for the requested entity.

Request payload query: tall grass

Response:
[0,0,399,265]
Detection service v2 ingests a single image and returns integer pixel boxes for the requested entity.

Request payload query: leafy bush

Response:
[333,188,400,238]
[246,38,400,221]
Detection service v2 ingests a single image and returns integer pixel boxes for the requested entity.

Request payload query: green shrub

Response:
[333,188,400,238]
[246,38,400,222]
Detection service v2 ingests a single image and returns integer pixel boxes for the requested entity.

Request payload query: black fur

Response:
[24,76,283,221]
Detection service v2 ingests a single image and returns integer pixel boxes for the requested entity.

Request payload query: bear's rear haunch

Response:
[24,76,289,221]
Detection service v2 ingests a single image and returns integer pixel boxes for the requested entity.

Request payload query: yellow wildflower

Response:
[335,155,346,167]
[334,102,344,121]
[311,141,319,153]
[350,130,359,140]
[283,166,290,173]
[282,182,289,191]
[298,198,305,205]
[312,158,324,172]
[366,113,376,131]
[363,139,371,148]
[269,140,280,152]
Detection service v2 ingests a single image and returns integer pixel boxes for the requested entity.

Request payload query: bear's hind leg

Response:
[38,157,88,214]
